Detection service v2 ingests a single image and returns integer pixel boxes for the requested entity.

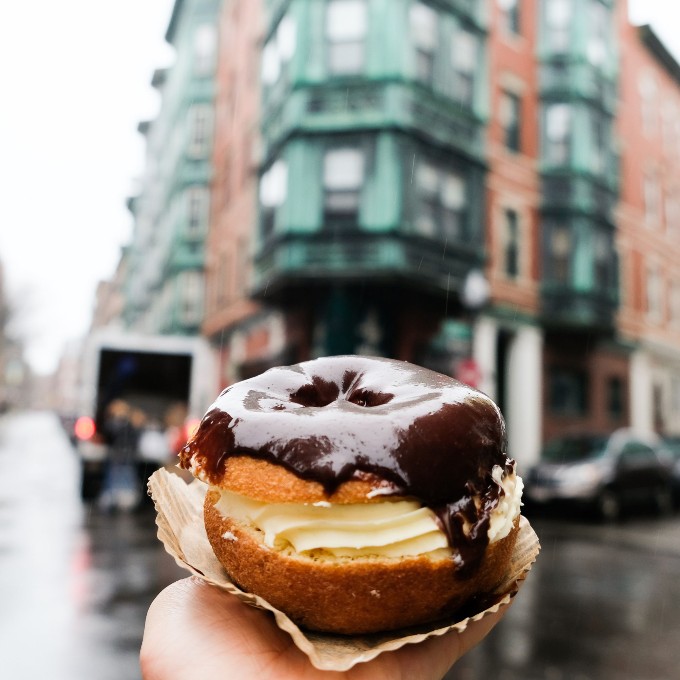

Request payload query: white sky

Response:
[0,0,677,375]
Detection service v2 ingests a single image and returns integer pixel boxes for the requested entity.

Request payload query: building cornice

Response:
[638,24,680,88]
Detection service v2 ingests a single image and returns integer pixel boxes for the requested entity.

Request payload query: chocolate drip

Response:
[180,356,514,572]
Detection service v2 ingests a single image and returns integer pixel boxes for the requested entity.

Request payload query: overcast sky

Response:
[0,0,677,375]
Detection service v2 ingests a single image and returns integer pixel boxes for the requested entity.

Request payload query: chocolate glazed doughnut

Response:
[180,356,523,634]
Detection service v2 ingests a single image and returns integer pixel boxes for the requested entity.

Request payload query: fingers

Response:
[140,577,510,680]
[377,604,510,680]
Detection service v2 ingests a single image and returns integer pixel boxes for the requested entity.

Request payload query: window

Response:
[216,252,231,306]
[593,230,613,289]
[502,208,520,279]
[500,91,521,152]
[410,2,438,85]
[644,172,661,226]
[549,367,588,416]
[545,0,572,53]
[646,265,663,322]
[326,0,367,75]
[607,376,625,421]
[547,223,571,284]
[261,41,281,86]
[621,440,657,463]
[587,0,608,66]
[186,187,209,238]
[415,161,467,241]
[670,282,680,326]
[545,103,571,165]
[261,15,297,87]
[323,148,364,224]
[194,24,217,75]
[450,29,477,106]
[187,104,213,158]
[181,271,204,325]
[590,111,608,174]
[498,0,520,35]
[639,74,657,137]
[259,160,288,239]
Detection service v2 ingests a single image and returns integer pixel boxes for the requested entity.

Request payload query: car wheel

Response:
[596,489,621,522]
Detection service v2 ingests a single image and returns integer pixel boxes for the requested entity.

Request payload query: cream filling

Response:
[212,466,522,559]
[488,466,524,542]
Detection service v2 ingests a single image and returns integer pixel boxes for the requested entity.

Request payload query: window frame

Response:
[498,0,521,35]
[325,0,368,76]
[410,2,438,86]
[501,90,522,152]
[414,159,467,242]
[548,366,589,417]
[322,146,366,227]
[502,207,521,279]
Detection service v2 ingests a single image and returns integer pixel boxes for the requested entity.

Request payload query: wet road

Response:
[2,411,680,679]
[0,411,185,680]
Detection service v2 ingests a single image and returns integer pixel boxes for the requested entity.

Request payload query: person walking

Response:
[99,399,143,511]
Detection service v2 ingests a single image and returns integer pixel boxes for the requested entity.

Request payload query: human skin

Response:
[140,577,509,680]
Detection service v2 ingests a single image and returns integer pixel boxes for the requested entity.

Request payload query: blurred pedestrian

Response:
[137,416,174,505]
[99,399,143,512]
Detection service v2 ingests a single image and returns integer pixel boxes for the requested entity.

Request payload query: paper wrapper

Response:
[149,467,540,671]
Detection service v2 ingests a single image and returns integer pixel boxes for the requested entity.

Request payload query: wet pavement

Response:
[446,514,680,680]
[1,411,680,679]
[0,411,185,680]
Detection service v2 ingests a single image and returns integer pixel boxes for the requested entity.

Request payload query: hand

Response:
[141,577,508,680]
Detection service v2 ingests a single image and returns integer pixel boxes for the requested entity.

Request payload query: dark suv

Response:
[524,430,673,521]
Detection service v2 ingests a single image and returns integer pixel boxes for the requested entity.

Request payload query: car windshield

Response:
[541,435,608,463]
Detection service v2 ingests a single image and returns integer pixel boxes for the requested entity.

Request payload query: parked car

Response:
[660,437,680,506]
[524,429,673,521]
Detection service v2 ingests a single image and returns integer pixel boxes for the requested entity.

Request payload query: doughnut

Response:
[179,355,523,634]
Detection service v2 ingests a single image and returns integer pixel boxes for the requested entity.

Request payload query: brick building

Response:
[126,0,680,467]
[616,19,680,436]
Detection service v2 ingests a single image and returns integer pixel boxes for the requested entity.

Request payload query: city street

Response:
[1,411,680,680]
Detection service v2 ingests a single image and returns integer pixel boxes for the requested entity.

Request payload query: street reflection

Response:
[448,514,680,680]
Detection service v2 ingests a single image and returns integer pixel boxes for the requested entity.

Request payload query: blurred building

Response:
[123,0,221,335]
[114,0,680,465]
[90,247,129,331]
[617,20,680,437]
[0,260,31,411]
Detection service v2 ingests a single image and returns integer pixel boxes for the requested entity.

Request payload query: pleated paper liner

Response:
[148,467,540,672]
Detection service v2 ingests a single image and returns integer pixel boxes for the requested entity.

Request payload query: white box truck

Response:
[73,330,216,501]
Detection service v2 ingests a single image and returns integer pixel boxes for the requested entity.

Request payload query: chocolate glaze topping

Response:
[180,355,515,574]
